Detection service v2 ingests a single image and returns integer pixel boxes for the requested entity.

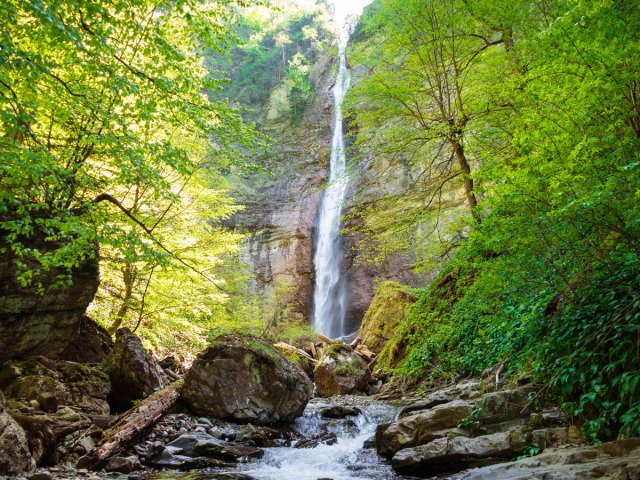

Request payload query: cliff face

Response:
[227,6,466,331]
[229,51,334,322]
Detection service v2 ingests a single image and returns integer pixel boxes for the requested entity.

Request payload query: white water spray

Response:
[312,27,351,338]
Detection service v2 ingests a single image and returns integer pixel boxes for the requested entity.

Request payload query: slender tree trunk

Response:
[450,138,480,222]
[108,264,135,334]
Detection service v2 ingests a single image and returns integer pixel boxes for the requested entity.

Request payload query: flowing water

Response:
[312,27,352,339]
[233,397,408,480]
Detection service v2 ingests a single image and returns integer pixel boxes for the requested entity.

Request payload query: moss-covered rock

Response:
[0,356,110,415]
[358,281,417,355]
[314,341,370,397]
[182,334,312,425]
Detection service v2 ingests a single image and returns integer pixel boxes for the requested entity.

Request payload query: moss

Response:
[333,356,366,377]
[326,341,352,356]
[359,281,418,355]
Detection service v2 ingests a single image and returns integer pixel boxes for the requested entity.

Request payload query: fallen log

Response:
[89,380,182,465]
[318,334,334,345]
[354,344,376,362]
[309,342,318,360]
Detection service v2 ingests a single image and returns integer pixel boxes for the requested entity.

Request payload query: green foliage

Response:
[206,1,333,116]
[354,0,640,443]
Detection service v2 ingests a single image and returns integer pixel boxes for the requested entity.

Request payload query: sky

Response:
[295,0,373,26]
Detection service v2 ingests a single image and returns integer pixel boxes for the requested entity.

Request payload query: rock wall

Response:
[0,237,100,365]
[229,51,334,322]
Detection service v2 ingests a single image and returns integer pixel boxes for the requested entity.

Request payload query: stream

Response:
[150,397,414,480]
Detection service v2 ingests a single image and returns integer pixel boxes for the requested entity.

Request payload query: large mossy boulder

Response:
[104,328,165,411]
[0,356,110,414]
[313,342,371,397]
[0,237,100,365]
[0,389,35,474]
[358,281,417,354]
[182,334,312,425]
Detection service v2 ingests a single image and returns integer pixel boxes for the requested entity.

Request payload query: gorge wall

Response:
[225,3,466,331]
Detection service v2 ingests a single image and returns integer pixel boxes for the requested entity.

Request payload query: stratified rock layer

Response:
[182,335,312,425]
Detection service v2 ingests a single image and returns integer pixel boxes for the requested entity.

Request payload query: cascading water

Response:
[233,398,406,480]
[313,26,351,339]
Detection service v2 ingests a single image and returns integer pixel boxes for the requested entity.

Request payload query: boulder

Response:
[57,316,113,363]
[105,328,165,410]
[377,399,474,457]
[0,238,100,364]
[399,379,481,418]
[0,409,35,474]
[0,357,110,415]
[182,334,312,424]
[358,281,418,354]
[104,455,141,474]
[313,342,371,397]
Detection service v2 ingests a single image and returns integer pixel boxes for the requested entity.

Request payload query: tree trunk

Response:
[450,138,480,222]
[89,380,182,465]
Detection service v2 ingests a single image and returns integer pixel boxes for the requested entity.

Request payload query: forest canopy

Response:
[347,0,640,440]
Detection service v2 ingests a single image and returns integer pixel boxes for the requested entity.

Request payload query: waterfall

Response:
[312,27,351,339]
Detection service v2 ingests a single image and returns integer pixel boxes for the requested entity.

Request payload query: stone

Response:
[145,444,233,470]
[313,342,371,397]
[0,236,99,364]
[104,455,142,474]
[56,316,113,363]
[105,328,165,410]
[182,334,312,424]
[166,432,264,461]
[392,427,533,475]
[0,410,36,474]
[0,357,110,415]
[320,405,362,418]
[294,432,338,449]
[27,473,53,480]
[451,438,640,479]
[477,386,538,424]
[399,380,481,418]
[357,281,418,354]
[377,399,474,457]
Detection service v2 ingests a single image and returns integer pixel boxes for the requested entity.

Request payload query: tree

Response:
[0,0,257,290]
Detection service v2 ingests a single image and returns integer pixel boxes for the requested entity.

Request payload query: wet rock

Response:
[377,399,474,457]
[451,438,640,479]
[105,455,141,473]
[357,281,418,354]
[0,408,36,474]
[392,426,532,475]
[27,472,53,480]
[0,236,99,364]
[0,356,110,415]
[166,431,264,461]
[182,334,312,424]
[145,444,233,470]
[57,316,113,364]
[314,342,370,397]
[320,405,362,418]
[295,432,338,448]
[105,328,165,410]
